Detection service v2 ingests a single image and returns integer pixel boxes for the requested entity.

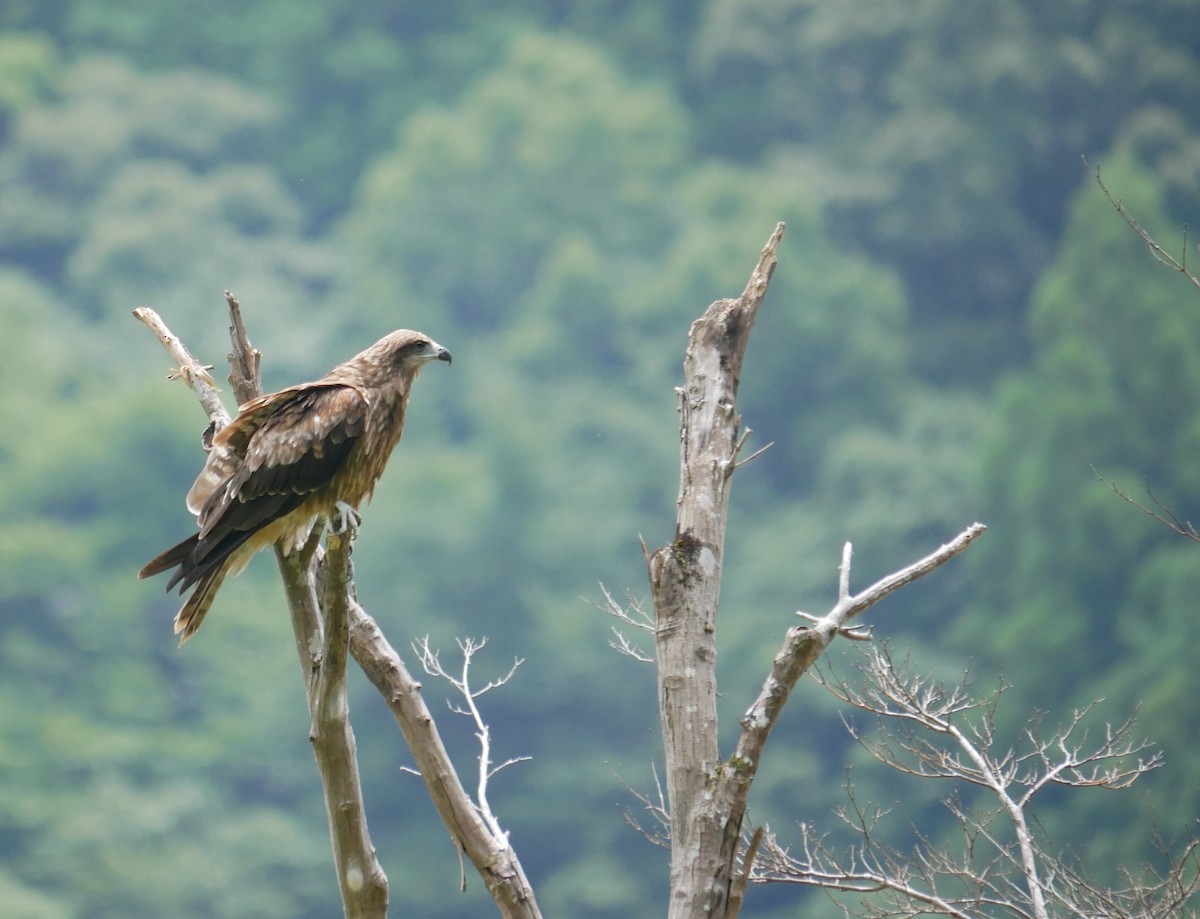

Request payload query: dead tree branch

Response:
[1093,466,1200,543]
[413,637,531,843]
[615,761,672,850]
[311,526,389,915]
[224,290,262,406]
[645,224,987,919]
[1090,166,1200,545]
[132,307,231,430]
[598,584,655,663]
[647,223,782,919]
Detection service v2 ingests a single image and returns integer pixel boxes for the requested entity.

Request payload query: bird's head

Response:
[381,330,452,369]
[340,329,452,389]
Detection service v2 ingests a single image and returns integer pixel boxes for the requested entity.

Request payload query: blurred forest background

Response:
[1,2,1198,917]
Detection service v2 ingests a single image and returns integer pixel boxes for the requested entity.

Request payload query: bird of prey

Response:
[140,329,451,644]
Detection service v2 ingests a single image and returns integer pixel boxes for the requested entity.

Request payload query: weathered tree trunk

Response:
[648,224,783,919]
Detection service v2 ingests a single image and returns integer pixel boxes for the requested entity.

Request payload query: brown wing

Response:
[187,383,331,514]
[156,384,369,594]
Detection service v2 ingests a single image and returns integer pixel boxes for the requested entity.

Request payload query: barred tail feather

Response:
[174,566,228,646]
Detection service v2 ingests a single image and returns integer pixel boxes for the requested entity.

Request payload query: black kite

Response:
[140,329,451,644]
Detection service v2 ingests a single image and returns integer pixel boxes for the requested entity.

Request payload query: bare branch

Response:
[838,541,853,601]
[1094,466,1200,543]
[644,223,990,919]
[614,761,672,850]
[1092,159,1200,293]
[598,584,655,633]
[224,290,262,404]
[726,825,764,919]
[795,609,873,641]
[783,642,1193,918]
[752,820,983,919]
[729,427,774,474]
[609,626,655,662]
[832,525,987,630]
[648,223,784,919]
[413,636,529,843]
[132,306,231,430]
[309,524,389,914]
[597,584,655,662]
[736,524,987,776]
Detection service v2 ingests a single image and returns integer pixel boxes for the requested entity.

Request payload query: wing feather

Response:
[186,387,300,514]
[183,385,368,573]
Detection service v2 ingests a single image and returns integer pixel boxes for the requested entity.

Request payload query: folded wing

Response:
[142,383,369,597]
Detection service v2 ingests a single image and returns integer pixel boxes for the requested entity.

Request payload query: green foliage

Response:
[692,0,1200,382]
[960,147,1200,854]
[975,148,1197,662]
[0,32,56,132]
[343,30,687,335]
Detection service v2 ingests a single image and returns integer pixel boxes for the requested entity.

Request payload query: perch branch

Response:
[135,299,388,918]
[310,526,389,915]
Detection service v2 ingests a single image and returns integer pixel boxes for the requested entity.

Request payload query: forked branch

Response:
[1093,466,1200,543]
[350,613,542,918]
[413,637,531,843]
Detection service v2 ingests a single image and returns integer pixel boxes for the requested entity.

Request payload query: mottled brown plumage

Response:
[140,329,451,644]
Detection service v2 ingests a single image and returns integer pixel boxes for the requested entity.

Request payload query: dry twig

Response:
[1092,160,1200,293]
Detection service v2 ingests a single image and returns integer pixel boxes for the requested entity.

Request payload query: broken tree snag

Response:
[225,290,263,406]
[649,223,784,919]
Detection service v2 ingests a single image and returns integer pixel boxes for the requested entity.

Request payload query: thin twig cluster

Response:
[749,643,1200,918]
[411,637,531,843]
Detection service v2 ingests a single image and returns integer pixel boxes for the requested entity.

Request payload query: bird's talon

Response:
[331,501,361,536]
